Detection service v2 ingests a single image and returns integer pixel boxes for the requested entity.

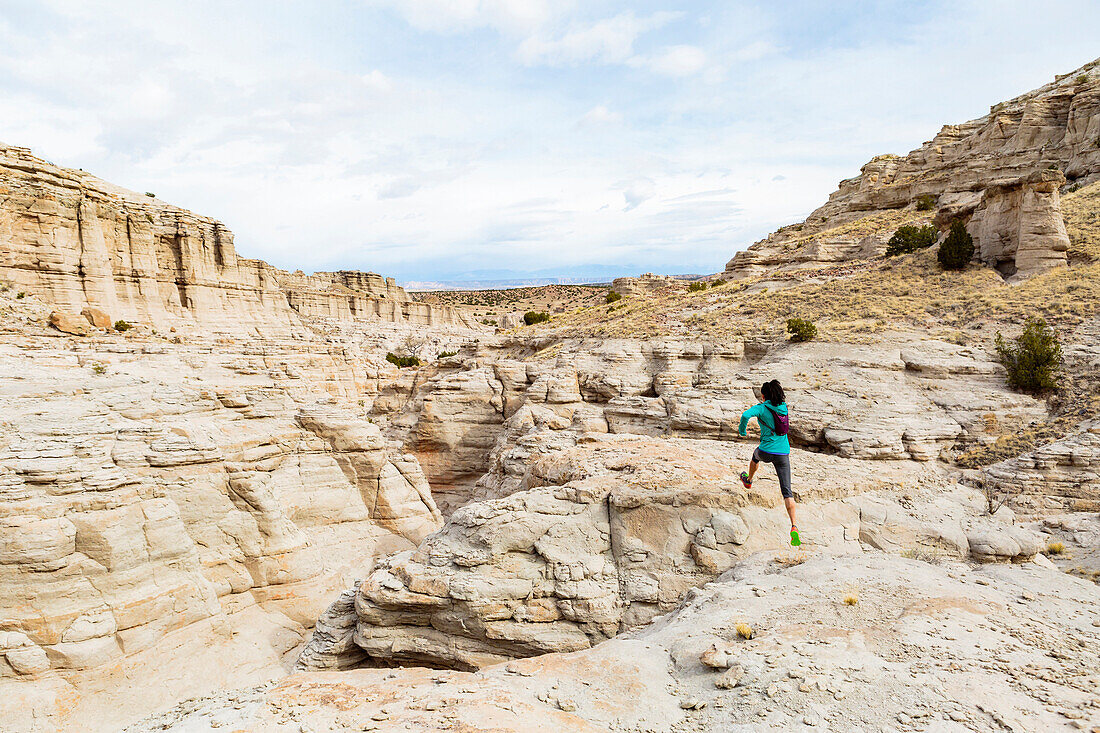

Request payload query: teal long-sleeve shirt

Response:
[738,401,790,454]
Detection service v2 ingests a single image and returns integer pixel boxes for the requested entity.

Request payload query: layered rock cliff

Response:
[725,58,1100,280]
[0,143,474,332]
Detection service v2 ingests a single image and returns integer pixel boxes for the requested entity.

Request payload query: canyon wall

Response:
[0,143,473,332]
[0,321,444,732]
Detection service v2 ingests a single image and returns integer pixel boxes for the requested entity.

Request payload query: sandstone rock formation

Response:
[134,551,1100,732]
[959,169,1071,278]
[724,59,1100,281]
[0,312,444,731]
[296,434,1051,672]
[0,143,474,332]
[983,418,1100,514]
[610,272,683,297]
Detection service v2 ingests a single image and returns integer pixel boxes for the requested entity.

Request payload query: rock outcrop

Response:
[0,143,474,332]
[610,273,683,297]
[297,433,1050,672]
[0,323,442,731]
[143,550,1100,733]
[724,59,1100,280]
[983,418,1100,513]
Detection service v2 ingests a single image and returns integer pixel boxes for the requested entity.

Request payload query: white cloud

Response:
[639,45,707,76]
[620,177,656,211]
[516,11,679,67]
[577,104,622,127]
[366,0,561,36]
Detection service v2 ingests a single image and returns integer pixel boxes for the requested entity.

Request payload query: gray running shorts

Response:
[752,448,793,499]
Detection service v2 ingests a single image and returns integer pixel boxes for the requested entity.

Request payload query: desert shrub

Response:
[16,291,26,299]
[386,352,421,368]
[1076,74,1089,85]
[687,282,708,292]
[711,279,727,288]
[995,317,1061,392]
[735,622,754,640]
[145,192,156,198]
[886,224,938,256]
[605,290,622,303]
[937,221,974,270]
[786,317,817,342]
[1045,541,1065,556]
[843,593,858,606]
[113,319,132,332]
[91,363,107,375]
[523,311,550,325]
[915,194,936,211]
[437,350,458,358]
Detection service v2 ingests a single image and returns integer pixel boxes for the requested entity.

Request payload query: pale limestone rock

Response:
[965,169,1071,279]
[299,436,932,670]
[610,273,682,297]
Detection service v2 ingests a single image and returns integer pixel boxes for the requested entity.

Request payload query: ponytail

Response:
[762,379,785,406]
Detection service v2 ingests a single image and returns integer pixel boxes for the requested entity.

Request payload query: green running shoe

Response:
[790,527,801,546]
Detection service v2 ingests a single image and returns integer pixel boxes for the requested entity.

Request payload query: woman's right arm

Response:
[738,404,758,436]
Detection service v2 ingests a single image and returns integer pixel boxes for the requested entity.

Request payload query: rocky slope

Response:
[724,58,1100,281]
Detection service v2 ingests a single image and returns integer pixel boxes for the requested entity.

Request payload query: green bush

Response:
[386,352,421,368]
[605,291,622,303]
[886,225,938,256]
[16,291,26,299]
[92,363,107,375]
[113,320,133,332]
[523,311,550,325]
[995,318,1061,393]
[786,317,817,343]
[915,194,936,211]
[938,221,974,270]
[437,350,458,359]
[711,279,727,288]
[1076,74,1090,85]
[687,282,708,292]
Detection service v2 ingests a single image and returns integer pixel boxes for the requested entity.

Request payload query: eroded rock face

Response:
[724,60,1100,280]
[0,330,441,731]
[983,418,1100,513]
[374,335,1045,512]
[298,434,1045,672]
[965,169,1072,278]
[0,143,473,332]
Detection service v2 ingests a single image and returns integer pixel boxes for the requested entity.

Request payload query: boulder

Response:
[80,307,112,329]
[48,310,90,335]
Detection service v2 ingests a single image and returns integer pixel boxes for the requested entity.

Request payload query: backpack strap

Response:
[761,404,778,432]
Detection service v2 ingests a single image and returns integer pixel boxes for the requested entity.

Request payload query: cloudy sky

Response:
[2,1,1098,282]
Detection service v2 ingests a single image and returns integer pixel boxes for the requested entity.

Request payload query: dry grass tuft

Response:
[843,593,859,606]
[1045,541,1066,556]
[735,622,754,640]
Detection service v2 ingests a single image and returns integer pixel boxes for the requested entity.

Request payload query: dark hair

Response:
[760,380,785,406]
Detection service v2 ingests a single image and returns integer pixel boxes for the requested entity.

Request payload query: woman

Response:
[738,380,799,546]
